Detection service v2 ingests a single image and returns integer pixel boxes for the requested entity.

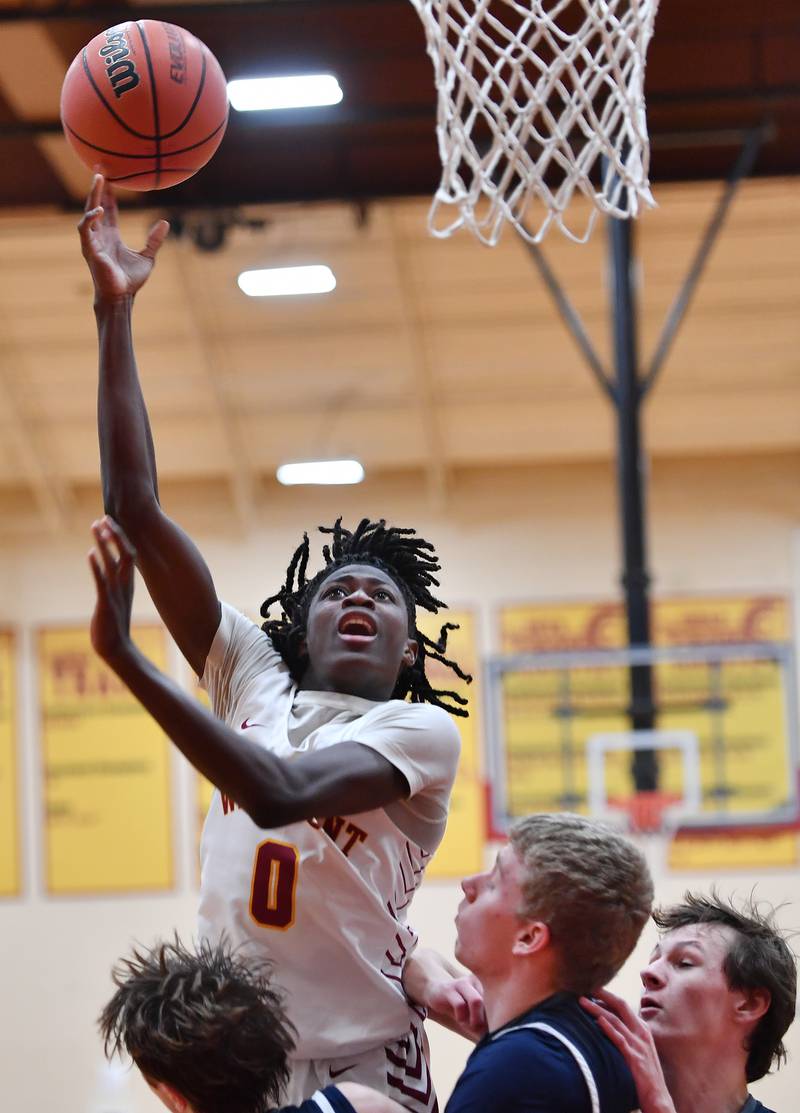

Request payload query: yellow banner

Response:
[39,626,174,894]
[0,631,20,897]
[669,829,799,870]
[419,610,485,878]
[196,612,485,881]
[499,595,790,820]
[501,595,787,652]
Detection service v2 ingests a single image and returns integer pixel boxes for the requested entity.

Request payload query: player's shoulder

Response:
[201,600,288,701]
[485,1022,582,1067]
[218,599,262,636]
[459,1026,580,1090]
[357,700,462,772]
[217,601,284,662]
[365,697,461,736]
[466,1023,605,1107]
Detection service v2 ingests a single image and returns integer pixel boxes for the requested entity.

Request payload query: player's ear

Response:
[733,985,771,1026]
[512,920,550,958]
[402,638,418,668]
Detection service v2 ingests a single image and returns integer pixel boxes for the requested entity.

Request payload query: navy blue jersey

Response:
[742,1099,776,1113]
[277,1085,357,1113]
[445,993,639,1113]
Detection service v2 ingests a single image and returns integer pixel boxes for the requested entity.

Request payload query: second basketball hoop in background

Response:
[410,0,661,244]
[60,21,229,191]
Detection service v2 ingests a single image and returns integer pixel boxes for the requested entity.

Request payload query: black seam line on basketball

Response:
[157,48,209,141]
[136,22,160,188]
[107,168,196,183]
[63,117,227,160]
[80,42,158,142]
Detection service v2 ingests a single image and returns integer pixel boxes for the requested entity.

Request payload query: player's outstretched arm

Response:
[89,517,410,825]
[579,990,676,1113]
[79,174,220,677]
[403,948,487,1042]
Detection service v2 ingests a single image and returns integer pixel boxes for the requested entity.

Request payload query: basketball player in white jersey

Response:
[80,175,471,1112]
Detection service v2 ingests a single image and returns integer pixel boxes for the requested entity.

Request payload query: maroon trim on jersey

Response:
[385,1023,437,1110]
[386,899,418,936]
[393,841,430,913]
[409,842,430,868]
[382,931,409,982]
[380,921,425,1018]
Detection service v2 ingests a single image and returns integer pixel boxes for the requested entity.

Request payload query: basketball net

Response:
[623,790,678,880]
[409,0,661,244]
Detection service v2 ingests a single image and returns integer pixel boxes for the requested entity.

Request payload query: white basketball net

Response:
[409,0,661,244]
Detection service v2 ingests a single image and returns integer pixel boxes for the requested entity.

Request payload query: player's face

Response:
[300,564,418,701]
[454,845,527,979]
[639,924,743,1055]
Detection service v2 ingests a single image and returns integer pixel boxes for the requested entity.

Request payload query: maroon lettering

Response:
[220,793,238,815]
[322,815,345,842]
[306,814,369,857]
[250,840,298,929]
[341,822,368,856]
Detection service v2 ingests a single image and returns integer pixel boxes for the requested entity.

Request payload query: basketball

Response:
[60,21,228,191]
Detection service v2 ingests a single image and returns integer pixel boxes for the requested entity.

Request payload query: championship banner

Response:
[499,595,791,821]
[39,626,174,894]
[195,611,485,881]
[420,610,485,878]
[0,630,20,897]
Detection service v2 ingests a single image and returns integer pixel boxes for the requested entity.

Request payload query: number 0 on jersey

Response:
[249,839,299,930]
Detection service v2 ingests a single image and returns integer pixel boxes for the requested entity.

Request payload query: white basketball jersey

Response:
[198,603,461,1060]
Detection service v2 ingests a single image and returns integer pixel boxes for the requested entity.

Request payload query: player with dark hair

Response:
[100,938,297,1113]
[99,936,401,1113]
[80,174,469,1111]
[259,517,470,714]
[580,890,797,1113]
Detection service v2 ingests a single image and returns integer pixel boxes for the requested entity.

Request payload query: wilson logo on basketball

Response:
[164,22,187,84]
[62,19,229,190]
[98,25,140,99]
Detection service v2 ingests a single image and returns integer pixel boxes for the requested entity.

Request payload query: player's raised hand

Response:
[402,947,487,1042]
[88,515,137,665]
[427,972,487,1042]
[579,989,676,1113]
[78,174,169,303]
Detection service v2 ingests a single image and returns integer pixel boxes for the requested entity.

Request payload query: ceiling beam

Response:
[0,0,391,22]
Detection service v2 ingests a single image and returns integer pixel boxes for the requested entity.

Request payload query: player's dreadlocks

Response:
[99,936,296,1113]
[260,518,471,716]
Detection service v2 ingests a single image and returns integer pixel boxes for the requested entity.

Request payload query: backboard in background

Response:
[485,595,799,868]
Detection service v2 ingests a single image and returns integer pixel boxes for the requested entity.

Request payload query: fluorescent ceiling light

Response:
[238,265,336,298]
[228,74,343,112]
[276,460,365,486]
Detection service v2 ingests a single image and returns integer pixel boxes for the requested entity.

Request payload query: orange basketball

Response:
[60,21,228,191]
